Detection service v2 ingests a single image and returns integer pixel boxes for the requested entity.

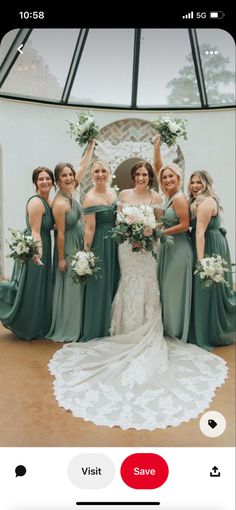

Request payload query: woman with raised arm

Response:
[46,139,96,342]
[0,167,54,340]
[153,135,193,341]
[187,170,235,349]
[79,159,120,341]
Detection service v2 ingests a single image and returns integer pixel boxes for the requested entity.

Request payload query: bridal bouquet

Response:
[7,229,43,266]
[111,205,173,258]
[67,111,100,147]
[154,116,187,147]
[194,254,229,288]
[70,250,101,284]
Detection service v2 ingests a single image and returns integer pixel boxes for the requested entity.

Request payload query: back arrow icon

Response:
[17,45,24,55]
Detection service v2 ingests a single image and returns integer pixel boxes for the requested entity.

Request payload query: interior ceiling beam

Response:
[61,28,89,104]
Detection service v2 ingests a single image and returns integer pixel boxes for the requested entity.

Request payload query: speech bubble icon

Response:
[15,465,26,477]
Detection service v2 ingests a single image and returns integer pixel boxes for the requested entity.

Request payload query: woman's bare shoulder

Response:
[52,193,69,213]
[198,196,217,212]
[27,196,45,212]
[150,189,162,204]
[119,189,132,200]
[83,190,97,208]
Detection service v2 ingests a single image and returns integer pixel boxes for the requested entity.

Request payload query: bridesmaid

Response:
[187,170,236,349]
[0,167,54,340]
[153,135,193,341]
[79,160,120,341]
[46,139,96,342]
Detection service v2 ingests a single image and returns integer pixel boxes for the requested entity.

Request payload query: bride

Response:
[48,160,227,430]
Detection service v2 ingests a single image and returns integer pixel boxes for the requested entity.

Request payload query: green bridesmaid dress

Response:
[188,210,236,349]
[46,192,84,342]
[157,195,193,341]
[0,195,53,340]
[79,202,120,342]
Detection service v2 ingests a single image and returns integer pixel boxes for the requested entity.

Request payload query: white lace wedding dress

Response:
[48,242,228,430]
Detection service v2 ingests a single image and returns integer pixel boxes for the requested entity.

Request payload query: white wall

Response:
[0,98,235,277]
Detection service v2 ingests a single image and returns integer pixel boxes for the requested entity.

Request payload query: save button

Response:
[120,453,169,489]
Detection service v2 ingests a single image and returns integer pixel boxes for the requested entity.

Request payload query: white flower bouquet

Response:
[194,254,229,288]
[70,250,101,284]
[111,205,174,258]
[7,229,43,266]
[154,116,187,147]
[67,111,99,147]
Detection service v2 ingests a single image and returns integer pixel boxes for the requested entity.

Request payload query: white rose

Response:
[16,244,29,254]
[169,122,178,134]
[204,267,216,277]
[213,274,223,283]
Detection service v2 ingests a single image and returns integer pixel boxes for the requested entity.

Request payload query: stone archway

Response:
[80,118,185,196]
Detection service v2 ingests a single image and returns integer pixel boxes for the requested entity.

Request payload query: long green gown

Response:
[188,210,236,349]
[79,202,120,342]
[46,192,84,342]
[157,195,193,341]
[0,195,53,340]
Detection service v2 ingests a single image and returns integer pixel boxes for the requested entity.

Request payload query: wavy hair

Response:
[188,171,222,218]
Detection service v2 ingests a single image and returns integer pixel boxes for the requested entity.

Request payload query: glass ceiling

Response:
[0,28,235,109]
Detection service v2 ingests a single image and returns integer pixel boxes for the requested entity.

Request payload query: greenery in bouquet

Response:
[154,116,187,147]
[70,250,101,284]
[67,111,100,147]
[194,254,230,288]
[7,229,42,265]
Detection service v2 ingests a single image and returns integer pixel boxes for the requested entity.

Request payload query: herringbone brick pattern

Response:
[81,118,163,198]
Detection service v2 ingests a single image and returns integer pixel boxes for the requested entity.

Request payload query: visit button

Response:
[120,453,169,489]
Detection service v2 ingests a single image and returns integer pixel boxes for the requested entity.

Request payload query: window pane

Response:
[69,29,134,106]
[137,29,201,107]
[0,29,19,66]
[197,29,235,106]
[1,29,79,100]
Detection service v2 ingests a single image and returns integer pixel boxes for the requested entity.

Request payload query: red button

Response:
[120,453,169,489]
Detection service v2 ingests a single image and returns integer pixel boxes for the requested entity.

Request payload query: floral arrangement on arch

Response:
[66,111,100,147]
[154,116,187,147]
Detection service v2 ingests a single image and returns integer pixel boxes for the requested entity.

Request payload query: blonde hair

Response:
[188,170,222,218]
[91,159,110,173]
[158,163,183,193]
[91,159,112,185]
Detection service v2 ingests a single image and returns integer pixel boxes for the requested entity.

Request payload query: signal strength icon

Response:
[182,12,194,19]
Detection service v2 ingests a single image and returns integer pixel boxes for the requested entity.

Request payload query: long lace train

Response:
[48,242,227,430]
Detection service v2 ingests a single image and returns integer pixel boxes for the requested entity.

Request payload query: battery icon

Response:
[209,11,225,18]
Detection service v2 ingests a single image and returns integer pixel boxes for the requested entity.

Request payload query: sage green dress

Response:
[188,211,236,349]
[157,195,193,341]
[79,202,120,342]
[46,192,84,342]
[0,195,53,340]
